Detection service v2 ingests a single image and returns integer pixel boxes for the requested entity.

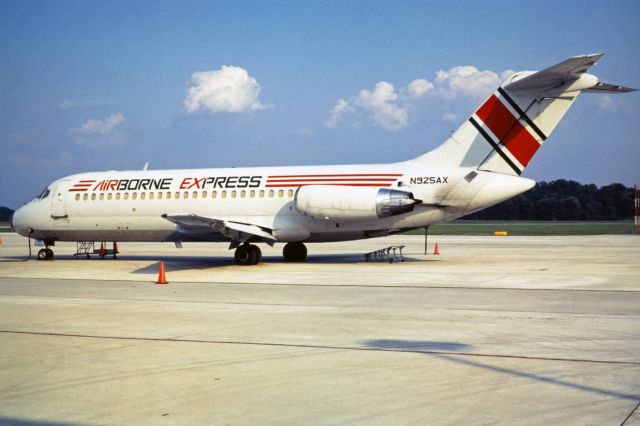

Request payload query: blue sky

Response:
[1,0,639,208]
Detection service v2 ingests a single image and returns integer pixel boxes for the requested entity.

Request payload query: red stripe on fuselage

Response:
[267,178,398,183]
[268,173,402,178]
[266,183,392,188]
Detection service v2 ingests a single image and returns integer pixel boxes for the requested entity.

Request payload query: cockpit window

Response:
[36,188,50,200]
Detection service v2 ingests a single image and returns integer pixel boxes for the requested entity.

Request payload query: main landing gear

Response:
[283,242,307,262]
[234,244,262,266]
[233,242,308,265]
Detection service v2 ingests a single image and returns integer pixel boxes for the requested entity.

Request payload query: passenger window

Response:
[241,190,246,198]
[222,191,227,199]
[91,193,96,201]
[203,191,207,198]
[75,194,80,201]
[192,191,197,199]
[250,190,255,198]
[99,193,105,200]
[116,193,121,200]
[269,190,274,198]
[212,191,217,199]
[158,192,163,199]
[83,194,88,201]
[166,192,171,199]
[107,193,113,200]
[149,192,154,200]
[231,190,237,198]
[175,192,180,199]
[132,193,137,200]
[259,190,265,198]
[183,192,188,199]
[141,193,146,200]
[278,190,284,198]
[124,193,129,200]
[288,189,294,197]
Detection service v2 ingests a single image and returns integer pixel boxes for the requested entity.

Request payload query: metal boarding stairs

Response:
[364,245,405,263]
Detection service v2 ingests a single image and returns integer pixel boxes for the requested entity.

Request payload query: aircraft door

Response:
[51,180,71,219]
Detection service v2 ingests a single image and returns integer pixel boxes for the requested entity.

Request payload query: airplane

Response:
[10,53,636,265]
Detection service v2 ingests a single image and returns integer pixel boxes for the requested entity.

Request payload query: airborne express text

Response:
[91,176,262,191]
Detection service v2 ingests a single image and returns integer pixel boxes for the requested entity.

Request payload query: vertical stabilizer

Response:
[412,54,636,175]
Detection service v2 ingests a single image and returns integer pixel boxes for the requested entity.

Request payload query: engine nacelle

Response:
[294,185,420,221]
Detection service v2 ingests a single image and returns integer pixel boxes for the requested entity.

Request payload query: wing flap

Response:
[162,214,276,241]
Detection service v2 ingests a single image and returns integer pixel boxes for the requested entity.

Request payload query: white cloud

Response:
[326,99,353,128]
[74,113,125,135]
[435,66,514,99]
[184,65,269,114]
[596,95,616,112]
[71,113,125,149]
[327,64,512,131]
[328,82,408,131]
[354,81,408,130]
[406,78,434,98]
[441,112,460,123]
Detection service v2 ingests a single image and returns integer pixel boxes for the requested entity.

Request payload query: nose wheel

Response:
[37,248,54,260]
[234,244,262,265]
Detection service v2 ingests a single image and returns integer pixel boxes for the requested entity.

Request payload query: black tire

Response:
[37,249,48,261]
[283,242,307,262]
[234,245,257,266]
[46,248,54,259]
[249,245,262,265]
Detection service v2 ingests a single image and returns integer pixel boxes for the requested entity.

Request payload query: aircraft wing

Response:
[162,213,276,247]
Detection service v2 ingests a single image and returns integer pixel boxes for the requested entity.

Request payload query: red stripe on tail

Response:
[476,94,541,168]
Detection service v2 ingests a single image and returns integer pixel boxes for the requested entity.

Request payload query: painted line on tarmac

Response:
[2,329,639,366]
[620,400,640,426]
[1,276,639,293]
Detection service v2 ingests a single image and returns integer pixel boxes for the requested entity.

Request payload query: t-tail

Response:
[413,53,636,175]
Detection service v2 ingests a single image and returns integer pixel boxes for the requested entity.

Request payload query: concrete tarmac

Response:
[0,233,639,425]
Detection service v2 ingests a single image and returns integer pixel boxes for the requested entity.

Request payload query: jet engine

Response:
[294,185,421,221]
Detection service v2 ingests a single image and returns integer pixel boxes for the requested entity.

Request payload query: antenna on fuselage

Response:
[143,162,149,171]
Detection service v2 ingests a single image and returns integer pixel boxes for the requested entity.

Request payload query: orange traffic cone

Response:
[99,241,105,257]
[156,261,168,284]
[433,242,440,255]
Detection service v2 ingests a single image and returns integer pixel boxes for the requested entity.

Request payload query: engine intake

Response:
[295,185,421,221]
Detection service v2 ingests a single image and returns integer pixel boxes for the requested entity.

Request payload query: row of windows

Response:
[74,189,295,202]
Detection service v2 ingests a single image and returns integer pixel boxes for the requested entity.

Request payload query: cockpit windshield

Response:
[36,187,50,200]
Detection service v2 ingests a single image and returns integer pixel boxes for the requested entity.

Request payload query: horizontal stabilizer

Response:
[505,53,604,92]
[583,82,637,93]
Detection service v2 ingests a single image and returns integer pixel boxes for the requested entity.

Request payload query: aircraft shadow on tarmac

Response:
[363,339,640,402]
[125,253,427,274]
[0,417,81,426]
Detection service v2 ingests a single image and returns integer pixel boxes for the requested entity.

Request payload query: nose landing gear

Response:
[37,248,54,260]
[234,244,262,265]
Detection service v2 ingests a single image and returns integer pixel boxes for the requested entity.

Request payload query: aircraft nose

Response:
[10,205,29,237]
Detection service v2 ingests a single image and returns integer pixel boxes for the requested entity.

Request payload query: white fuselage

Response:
[11,162,534,244]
